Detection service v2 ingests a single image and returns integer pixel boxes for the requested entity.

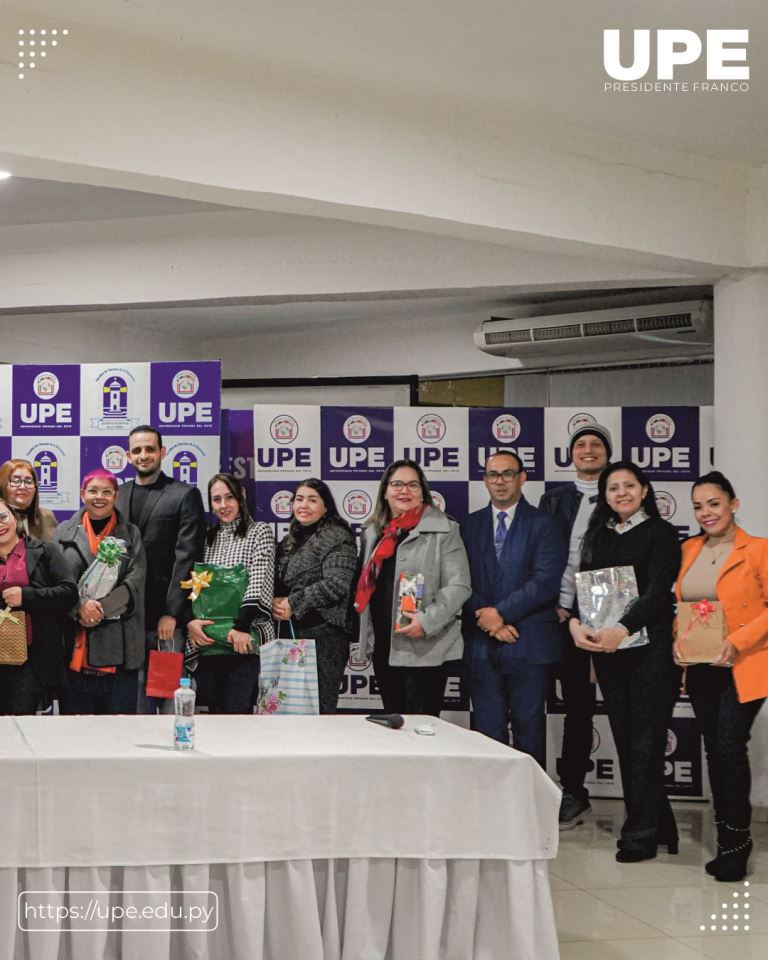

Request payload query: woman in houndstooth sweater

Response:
[187,473,274,713]
[273,478,358,713]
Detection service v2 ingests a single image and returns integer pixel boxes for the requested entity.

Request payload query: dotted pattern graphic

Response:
[17,28,69,79]
[699,881,750,933]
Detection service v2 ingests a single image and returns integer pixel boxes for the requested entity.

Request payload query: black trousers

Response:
[686,665,765,829]
[372,644,446,716]
[593,641,681,852]
[195,654,260,714]
[554,627,596,799]
[0,661,44,715]
[60,668,138,715]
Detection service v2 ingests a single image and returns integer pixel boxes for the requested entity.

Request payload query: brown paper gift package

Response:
[676,600,725,664]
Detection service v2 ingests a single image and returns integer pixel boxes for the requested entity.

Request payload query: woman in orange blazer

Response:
[674,471,768,882]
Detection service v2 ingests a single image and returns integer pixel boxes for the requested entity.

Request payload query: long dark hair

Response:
[280,478,350,555]
[368,459,434,534]
[206,472,252,545]
[581,460,659,565]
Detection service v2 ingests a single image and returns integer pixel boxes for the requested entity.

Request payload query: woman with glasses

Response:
[0,497,77,714]
[355,459,471,716]
[0,460,58,541]
[272,478,358,713]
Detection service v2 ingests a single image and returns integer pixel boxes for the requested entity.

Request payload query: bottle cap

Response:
[179,678,191,687]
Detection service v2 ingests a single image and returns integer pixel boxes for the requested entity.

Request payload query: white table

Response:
[1,715,560,960]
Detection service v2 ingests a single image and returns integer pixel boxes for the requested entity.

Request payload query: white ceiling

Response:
[7,0,768,165]
[0,177,228,226]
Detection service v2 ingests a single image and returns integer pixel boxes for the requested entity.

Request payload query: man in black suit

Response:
[116,425,206,713]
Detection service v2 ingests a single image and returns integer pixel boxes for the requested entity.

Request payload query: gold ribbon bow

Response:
[0,607,21,627]
[180,569,213,601]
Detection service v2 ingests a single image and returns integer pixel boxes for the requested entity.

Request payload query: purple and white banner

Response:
[1,361,221,517]
[217,403,713,789]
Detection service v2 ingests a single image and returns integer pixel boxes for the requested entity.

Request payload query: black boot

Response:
[705,819,727,876]
[712,824,752,883]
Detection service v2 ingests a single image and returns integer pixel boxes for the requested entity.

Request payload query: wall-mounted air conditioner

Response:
[474,300,713,367]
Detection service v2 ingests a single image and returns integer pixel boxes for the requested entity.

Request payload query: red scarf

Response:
[70,511,118,674]
[354,506,425,613]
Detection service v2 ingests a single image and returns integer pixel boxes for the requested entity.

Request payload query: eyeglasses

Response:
[0,511,12,524]
[8,477,35,488]
[483,470,521,481]
[388,480,422,491]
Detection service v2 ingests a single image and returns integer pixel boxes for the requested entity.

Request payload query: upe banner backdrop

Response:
[3,361,221,517]
[219,404,711,793]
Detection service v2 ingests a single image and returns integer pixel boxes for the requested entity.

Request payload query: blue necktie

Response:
[495,511,508,559]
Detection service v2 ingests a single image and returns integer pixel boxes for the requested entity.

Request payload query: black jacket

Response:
[116,473,205,630]
[18,538,79,687]
[537,483,583,543]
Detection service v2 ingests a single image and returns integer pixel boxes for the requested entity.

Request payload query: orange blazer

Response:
[675,527,768,703]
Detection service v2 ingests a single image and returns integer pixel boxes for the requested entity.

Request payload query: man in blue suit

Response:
[460,450,566,767]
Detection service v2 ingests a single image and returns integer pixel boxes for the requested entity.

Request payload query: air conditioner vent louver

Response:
[636,313,693,332]
[532,324,581,341]
[475,299,712,367]
[484,329,532,345]
[584,318,636,337]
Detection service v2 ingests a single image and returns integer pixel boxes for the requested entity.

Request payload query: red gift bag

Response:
[145,649,184,699]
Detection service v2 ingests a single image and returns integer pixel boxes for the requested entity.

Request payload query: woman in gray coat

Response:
[54,469,145,714]
[355,459,471,716]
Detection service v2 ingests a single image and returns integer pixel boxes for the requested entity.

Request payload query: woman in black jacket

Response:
[569,461,682,863]
[0,498,78,714]
[272,479,358,713]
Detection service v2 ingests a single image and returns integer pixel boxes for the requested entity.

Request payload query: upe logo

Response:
[102,377,128,419]
[603,29,749,81]
[343,415,372,444]
[343,490,372,520]
[101,446,128,474]
[491,414,521,443]
[567,412,597,435]
[416,414,446,444]
[646,413,675,443]
[431,491,446,513]
[590,726,601,754]
[271,490,293,519]
[172,370,199,398]
[33,371,59,399]
[655,490,677,520]
[172,450,198,485]
[270,415,299,444]
[34,450,58,491]
[666,728,678,757]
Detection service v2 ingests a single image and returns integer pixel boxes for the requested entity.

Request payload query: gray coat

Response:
[359,506,471,667]
[54,509,146,670]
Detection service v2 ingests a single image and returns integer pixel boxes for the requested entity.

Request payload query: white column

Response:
[714,273,768,534]
[714,271,768,817]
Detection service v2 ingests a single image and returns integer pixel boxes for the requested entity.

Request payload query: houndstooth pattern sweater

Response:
[205,519,276,644]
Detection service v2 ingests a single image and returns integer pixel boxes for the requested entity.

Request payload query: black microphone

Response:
[366,713,405,729]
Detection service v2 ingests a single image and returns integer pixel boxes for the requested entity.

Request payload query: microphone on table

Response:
[366,713,405,730]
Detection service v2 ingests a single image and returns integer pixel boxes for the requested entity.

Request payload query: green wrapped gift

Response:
[183,563,257,656]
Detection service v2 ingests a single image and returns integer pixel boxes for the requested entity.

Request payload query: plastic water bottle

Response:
[173,678,196,751]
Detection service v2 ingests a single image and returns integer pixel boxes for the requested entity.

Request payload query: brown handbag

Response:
[0,608,28,665]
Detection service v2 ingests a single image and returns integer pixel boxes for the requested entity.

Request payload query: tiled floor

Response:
[552,798,768,959]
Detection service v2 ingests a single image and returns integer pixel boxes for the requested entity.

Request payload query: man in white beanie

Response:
[539,423,612,830]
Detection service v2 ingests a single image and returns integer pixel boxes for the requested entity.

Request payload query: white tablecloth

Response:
[2,715,560,959]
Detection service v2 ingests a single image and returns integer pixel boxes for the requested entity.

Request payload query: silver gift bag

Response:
[574,566,649,650]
